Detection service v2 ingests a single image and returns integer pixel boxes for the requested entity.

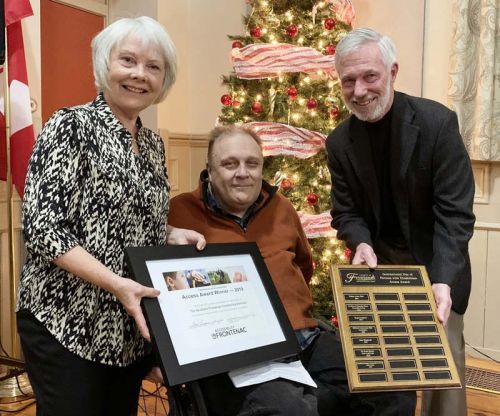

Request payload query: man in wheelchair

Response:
[167,125,416,416]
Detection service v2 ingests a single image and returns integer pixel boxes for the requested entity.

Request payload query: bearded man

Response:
[326,28,475,416]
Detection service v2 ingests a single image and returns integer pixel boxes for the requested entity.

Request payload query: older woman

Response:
[16,16,204,415]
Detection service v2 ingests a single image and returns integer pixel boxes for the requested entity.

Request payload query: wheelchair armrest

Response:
[315,316,337,333]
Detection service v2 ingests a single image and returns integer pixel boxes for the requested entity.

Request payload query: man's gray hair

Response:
[335,28,397,70]
[207,125,262,168]
[91,16,177,103]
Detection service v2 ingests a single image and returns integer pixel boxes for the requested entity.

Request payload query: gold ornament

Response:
[266,13,281,28]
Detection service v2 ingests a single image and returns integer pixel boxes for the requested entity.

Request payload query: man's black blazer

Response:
[326,92,475,314]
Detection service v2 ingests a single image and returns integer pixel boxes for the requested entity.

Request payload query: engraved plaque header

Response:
[340,268,424,287]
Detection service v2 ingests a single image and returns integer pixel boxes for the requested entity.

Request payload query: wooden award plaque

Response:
[330,265,461,392]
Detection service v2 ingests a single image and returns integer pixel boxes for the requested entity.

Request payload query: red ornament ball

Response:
[286,87,298,100]
[251,101,263,114]
[344,247,352,259]
[286,24,299,38]
[329,106,340,119]
[232,100,241,108]
[325,44,336,55]
[280,178,294,191]
[250,26,262,38]
[324,18,336,30]
[220,94,232,106]
[330,315,339,328]
[306,192,319,206]
[306,98,318,110]
[232,40,243,49]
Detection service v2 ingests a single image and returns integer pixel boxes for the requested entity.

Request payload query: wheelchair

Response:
[160,318,336,416]
[167,381,208,416]
[138,379,207,416]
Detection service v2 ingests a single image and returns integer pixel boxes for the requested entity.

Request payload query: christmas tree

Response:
[218,0,355,320]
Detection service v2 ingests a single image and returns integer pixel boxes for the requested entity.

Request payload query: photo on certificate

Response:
[125,242,299,386]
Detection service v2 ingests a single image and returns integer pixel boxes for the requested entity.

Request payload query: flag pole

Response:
[3,26,18,358]
[1,0,36,363]
[0,17,32,405]
[0,54,33,400]
[0,0,33,402]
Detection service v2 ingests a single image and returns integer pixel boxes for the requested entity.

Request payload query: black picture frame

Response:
[125,242,299,386]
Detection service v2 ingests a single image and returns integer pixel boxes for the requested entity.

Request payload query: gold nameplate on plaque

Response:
[330,265,461,392]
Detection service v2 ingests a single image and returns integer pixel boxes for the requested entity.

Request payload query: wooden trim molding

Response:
[167,158,179,192]
[474,222,500,231]
[472,161,490,204]
[50,0,107,16]
[160,129,208,143]
[0,199,22,232]
[160,130,209,149]
[165,132,208,141]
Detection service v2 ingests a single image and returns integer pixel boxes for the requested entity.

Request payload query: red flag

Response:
[0,0,35,198]
[0,75,5,179]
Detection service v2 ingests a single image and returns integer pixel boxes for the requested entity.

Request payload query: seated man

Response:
[168,125,415,416]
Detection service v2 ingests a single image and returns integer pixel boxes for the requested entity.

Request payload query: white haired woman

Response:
[17,16,205,415]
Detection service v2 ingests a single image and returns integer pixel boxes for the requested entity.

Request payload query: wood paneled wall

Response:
[467,162,500,361]
[162,130,208,197]
[0,185,23,357]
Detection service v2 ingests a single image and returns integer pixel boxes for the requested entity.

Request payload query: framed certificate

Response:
[125,242,299,386]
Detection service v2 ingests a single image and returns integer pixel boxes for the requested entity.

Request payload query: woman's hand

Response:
[166,225,206,250]
[111,276,160,342]
[53,246,160,341]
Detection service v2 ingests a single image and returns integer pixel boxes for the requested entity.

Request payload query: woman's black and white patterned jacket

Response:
[17,93,170,366]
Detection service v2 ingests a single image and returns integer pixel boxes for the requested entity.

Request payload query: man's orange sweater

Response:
[167,178,317,330]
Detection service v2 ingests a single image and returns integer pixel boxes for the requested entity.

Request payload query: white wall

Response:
[158,0,247,136]
[467,164,500,361]
[351,0,425,97]
[422,0,453,105]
